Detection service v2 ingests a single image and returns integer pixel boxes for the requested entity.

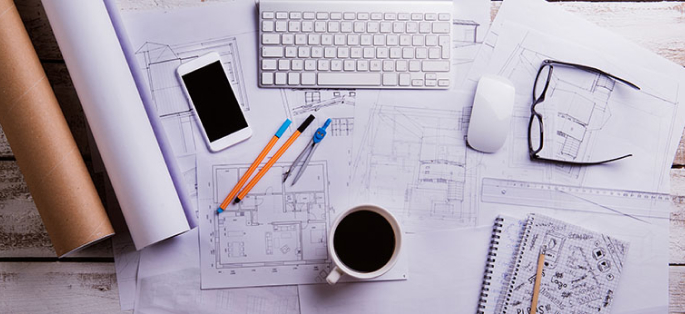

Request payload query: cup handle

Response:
[326,266,344,285]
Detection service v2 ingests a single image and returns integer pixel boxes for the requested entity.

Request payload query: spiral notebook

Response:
[478,214,629,314]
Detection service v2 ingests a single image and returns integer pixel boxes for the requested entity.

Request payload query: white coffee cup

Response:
[326,204,403,285]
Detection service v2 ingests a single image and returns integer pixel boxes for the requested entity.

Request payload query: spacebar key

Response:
[318,73,381,86]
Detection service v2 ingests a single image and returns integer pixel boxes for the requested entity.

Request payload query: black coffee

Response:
[333,210,396,273]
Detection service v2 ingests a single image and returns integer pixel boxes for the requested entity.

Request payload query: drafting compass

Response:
[283,118,331,186]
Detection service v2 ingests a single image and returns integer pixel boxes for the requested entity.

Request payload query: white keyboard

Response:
[258,0,453,89]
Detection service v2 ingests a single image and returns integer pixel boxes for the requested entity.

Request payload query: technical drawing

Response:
[209,161,331,271]
[329,117,354,137]
[352,104,476,228]
[480,178,672,220]
[281,89,356,117]
[135,37,250,156]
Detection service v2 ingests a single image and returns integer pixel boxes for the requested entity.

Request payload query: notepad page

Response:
[502,214,629,313]
[478,215,527,314]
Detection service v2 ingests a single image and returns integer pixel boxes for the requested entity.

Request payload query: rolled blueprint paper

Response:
[104,0,197,228]
[42,0,190,250]
[0,0,114,257]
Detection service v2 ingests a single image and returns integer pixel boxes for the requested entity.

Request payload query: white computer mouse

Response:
[466,75,516,153]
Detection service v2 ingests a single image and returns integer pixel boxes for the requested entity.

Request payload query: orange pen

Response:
[216,119,292,214]
[234,114,315,203]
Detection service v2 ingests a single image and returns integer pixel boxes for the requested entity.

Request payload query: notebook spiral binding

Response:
[501,215,535,314]
[476,217,506,314]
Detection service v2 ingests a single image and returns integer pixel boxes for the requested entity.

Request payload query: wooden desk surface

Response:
[1,1,684,312]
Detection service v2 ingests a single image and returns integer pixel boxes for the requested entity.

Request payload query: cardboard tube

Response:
[0,0,114,257]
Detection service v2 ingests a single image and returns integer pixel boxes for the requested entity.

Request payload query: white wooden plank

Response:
[671,266,685,313]
[0,262,127,314]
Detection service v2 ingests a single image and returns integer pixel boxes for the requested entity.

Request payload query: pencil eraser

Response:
[276,119,292,138]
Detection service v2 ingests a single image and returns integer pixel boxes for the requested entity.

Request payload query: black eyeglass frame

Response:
[528,59,640,165]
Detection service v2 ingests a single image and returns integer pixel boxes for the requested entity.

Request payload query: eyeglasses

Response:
[528,59,640,165]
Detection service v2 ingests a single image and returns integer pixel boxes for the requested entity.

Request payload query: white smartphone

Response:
[177,52,252,152]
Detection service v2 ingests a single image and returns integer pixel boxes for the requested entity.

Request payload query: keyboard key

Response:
[377,47,389,58]
[275,73,287,85]
[311,47,324,58]
[328,21,340,32]
[411,13,423,21]
[334,34,346,45]
[370,60,382,71]
[438,79,450,87]
[263,12,275,19]
[303,12,316,19]
[387,34,399,46]
[358,12,369,20]
[341,21,353,33]
[282,34,294,44]
[290,12,302,19]
[298,47,310,57]
[302,73,316,85]
[288,21,301,32]
[425,73,437,80]
[422,60,450,72]
[278,59,290,70]
[315,21,327,32]
[409,60,421,71]
[412,79,423,86]
[400,34,412,46]
[405,22,417,33]
[337,47,349,58]
[399,73,411,86]
[412,35,424,46]
[432,22,450,34]
[396,60,407,71]
[425,13,437,21]
[321,34,333,45]
[285,46,298,57]
[438,13,450,21]
[439,35,450,58]
[419,22,431,33]
[305,59,317,70]
[316,12,329,20]
[383,73,397,86]
[262,21,275,32]
[324,47,337,58]
[357,60,369,71]
[348,34,360,45]
[415,47,427,59]
[428,47,440,59]
[318,73,381,86]
[262,47,284,57]
[398,13,410,20]
[402,47,414,58]
[384,13,396,20]
[373,34,385,46]
[262,72,274,85]
[425,35,437,46]
[380,22,392,33]
[288,73,300,85]
[367,21,379,33]
[350,47,363,58]
[393,22,404,33]
[330,12,342,20]
[371,12,383,20]
[308,34,320,45]
[363,47,375,58]
[425,79,437,87]
[295,34,307,45]
[262,59,277,70]
[292,59,304,70]
[318,59,330,70]
[331,60,343,71]
[390,47,402,58]
[276,12,288,19]
[354,22,366,33]
[302,21,314,32]
[275,21,287,32]
[262,33,280,45]
[361,34,373,46]
[382,60,395,71]
[344,12,356,20]
[344,60,355,71]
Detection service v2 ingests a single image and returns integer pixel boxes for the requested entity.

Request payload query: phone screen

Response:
[181,61,248,142]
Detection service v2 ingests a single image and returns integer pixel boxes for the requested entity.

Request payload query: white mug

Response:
[326,204,403,285]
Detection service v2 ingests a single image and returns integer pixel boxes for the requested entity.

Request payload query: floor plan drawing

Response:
[200,161,335,288]
[351,103,477,230]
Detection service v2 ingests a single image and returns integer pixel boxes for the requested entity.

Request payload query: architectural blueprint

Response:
[350,89,480,232]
